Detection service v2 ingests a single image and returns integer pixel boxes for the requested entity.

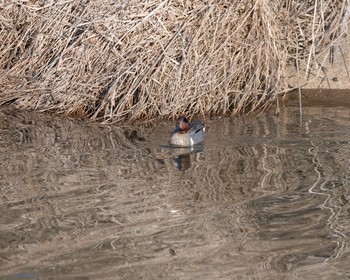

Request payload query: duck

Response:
[169,117,205,147]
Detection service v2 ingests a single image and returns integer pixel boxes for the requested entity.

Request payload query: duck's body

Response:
[169,117,205,147]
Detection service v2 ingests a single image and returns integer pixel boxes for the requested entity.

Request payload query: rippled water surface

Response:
[1,102,350,279]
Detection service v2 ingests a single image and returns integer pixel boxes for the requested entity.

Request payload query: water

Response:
[0,102,350,279]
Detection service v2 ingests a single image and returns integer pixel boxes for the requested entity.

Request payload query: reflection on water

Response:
[0,104,350,279]
[161,145,204,171]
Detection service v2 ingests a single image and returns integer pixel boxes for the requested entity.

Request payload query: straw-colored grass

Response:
[0,0,348,122]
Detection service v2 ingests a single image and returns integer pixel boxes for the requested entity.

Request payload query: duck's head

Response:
[173,117,190,133]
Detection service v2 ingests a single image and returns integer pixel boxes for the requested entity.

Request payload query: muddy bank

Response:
[285,89,350,107]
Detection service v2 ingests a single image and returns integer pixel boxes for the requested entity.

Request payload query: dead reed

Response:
[0,0,348,122]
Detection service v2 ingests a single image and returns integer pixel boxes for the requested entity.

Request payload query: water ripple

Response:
[1,106,350,279]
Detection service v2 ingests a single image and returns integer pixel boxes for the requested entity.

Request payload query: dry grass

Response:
[0,0,348,122]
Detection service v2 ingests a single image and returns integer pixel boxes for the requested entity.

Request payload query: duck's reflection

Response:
[174,154,191,171]
[172,145,204,171]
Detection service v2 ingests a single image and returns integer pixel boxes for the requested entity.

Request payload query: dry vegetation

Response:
[0,0,348,122]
